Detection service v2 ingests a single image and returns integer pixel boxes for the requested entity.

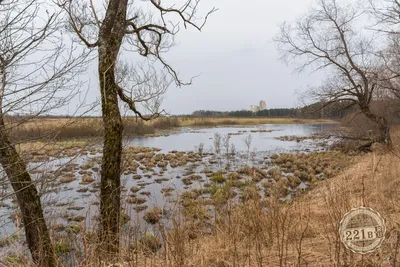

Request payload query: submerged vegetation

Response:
[0,121,362,266]
[4,127,400,266]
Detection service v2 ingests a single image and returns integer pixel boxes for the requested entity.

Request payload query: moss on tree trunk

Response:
[0,117,56,266]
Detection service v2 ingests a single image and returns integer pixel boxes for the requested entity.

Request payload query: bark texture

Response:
[361,105,392,147]
[0,117,56,266]
[97,0,127,254]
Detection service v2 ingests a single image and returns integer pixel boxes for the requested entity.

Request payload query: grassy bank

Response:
[6,134,400,266]
[145,128,399,266]
[88,129,399,266]
[6,138,400,266]
[7,116,336,142]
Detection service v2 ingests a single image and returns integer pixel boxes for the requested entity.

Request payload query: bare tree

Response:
[367,1,400,102]
[244,134,252,165]
[369,0,400,33]
[0,0,89,265]
[58,0,216,255]
[276,0,393,147]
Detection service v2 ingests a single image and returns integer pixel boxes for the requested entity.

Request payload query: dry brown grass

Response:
[179,117,336,127]
[41,129,400,266]
[6,117,181,142]
[6,128,400,267]
[171,128,400,267]
[114,127,399,267]
[6,116,335,143]
[7,150,400,266]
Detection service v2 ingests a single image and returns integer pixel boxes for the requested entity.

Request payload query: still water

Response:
[126,123,335,153]
[0,123,336,239]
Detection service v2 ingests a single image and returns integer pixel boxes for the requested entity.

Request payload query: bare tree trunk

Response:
[98,63,123,254]
[97,0,126,255]
[0,116,56,266]
[378,118,392,147]
[361,106,392,147]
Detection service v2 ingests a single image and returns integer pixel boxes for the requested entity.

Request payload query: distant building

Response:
[250,105,259,113]
[259,100,266,110]
[250,100,267,113]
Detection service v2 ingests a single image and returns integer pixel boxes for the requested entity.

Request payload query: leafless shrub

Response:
[195,142,205,156]
[244,134,252,165]
[213,132,222,157]
[223,134,231,170]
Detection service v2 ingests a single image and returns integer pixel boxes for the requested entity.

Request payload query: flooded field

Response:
[0,123,341,246]
[126,123,333,152]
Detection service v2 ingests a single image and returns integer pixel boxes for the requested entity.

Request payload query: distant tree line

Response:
[189,101,355,119]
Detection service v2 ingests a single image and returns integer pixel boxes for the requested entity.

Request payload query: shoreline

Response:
[11,117,338,145]
[178,117,338,127]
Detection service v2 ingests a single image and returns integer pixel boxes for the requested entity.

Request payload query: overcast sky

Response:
[69,0,325,116]
[160,0,326,114]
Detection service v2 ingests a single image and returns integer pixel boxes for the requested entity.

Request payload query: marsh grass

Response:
[7,116,334,142]
[7,117,181,142]
[180,117,335,127]
[5,129,400,267]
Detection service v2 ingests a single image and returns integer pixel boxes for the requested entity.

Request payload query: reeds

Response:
[5,127,399,267]
[6,116,334,143]
[7,117,181,142]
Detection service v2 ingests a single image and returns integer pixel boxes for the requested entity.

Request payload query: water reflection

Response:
[125,123,336,153]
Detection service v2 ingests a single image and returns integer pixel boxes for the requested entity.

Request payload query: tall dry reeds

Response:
[4,130,400,267]
[6,117,181,142]
[6,116,333,143]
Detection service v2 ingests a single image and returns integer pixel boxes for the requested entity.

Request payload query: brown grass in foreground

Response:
[5,130,399,267]
[90,128,399,266]
[177,129,400,267]
[8,143,399,267]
